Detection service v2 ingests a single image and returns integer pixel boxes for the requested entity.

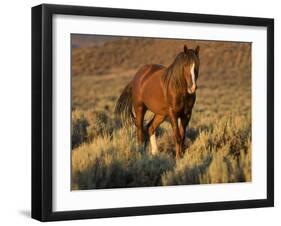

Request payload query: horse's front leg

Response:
[169,110,182,159]
[179,112,192,148]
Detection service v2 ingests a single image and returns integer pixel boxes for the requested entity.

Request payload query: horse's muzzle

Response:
[187,84,197,94]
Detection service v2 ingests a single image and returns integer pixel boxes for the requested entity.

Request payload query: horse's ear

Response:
[195,45,200,55]
[184,45,188,54]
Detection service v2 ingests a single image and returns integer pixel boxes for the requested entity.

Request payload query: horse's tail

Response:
[114,82,135,127]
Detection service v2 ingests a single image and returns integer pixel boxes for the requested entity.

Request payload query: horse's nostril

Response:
[192,84,197,91]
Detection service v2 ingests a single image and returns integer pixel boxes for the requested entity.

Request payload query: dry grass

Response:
[72,112,251,189]
[71,36,252,190]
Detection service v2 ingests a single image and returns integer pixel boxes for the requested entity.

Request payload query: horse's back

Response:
[146,64,166,75]
[134,64,165,82]
[132,64,168,114]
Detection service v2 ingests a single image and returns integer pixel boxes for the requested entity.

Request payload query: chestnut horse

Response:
[115,45,200,158]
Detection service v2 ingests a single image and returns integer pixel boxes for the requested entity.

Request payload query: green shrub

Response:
[72,110,89,148]
[72,127,174,189]
[85,110,115,141]
[72,114,251,189]
[72,110,118,149]
[161,115,251,185]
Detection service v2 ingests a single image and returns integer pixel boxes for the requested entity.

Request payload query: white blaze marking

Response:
[190,63,196,86]
[150,134,158,155]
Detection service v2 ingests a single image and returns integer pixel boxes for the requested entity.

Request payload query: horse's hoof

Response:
[176,152,183,159]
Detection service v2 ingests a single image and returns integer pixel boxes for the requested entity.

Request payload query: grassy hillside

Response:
[71,35,251,190]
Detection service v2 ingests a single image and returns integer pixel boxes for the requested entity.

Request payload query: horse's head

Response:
[162,45,200,96]
[183,45,200,94]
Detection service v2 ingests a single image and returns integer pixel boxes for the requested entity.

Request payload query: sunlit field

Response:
[71,36,251,190]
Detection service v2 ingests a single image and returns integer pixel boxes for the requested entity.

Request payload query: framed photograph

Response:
[32,4,274,221]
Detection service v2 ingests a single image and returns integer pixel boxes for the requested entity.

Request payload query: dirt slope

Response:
[72,36,251,78]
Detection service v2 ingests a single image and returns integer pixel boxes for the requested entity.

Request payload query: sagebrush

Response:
[71,111,251,189]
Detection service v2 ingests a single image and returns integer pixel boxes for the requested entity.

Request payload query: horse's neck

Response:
[167,80,187,96]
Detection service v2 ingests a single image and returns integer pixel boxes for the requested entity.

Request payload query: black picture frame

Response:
[32,3,274,222]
